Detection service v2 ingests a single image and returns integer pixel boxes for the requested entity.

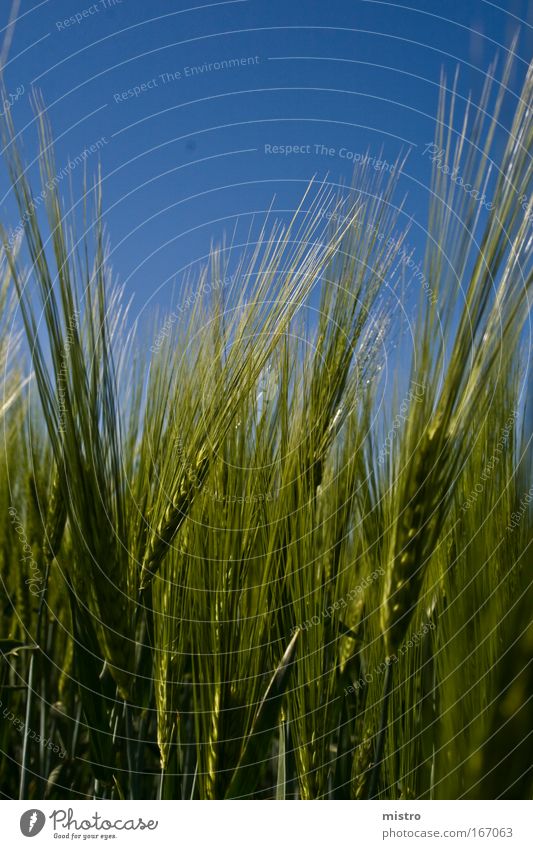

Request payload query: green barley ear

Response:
[154,572,184,773]
[140,184,360,590]
[380,53,533,656]
[140,447,210,590]
[42,464,67,564]
[380,423,446,657]
[1,98,137,699]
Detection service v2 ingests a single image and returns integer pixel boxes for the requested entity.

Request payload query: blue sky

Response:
[0,0,531,327]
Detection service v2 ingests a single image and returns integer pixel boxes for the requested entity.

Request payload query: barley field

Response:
[0,47,532,802]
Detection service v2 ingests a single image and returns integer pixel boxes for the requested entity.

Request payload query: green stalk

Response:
[19,558,50,799]
[368,659,394,800]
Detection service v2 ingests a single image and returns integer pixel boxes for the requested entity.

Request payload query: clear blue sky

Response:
[0,0,531,326]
